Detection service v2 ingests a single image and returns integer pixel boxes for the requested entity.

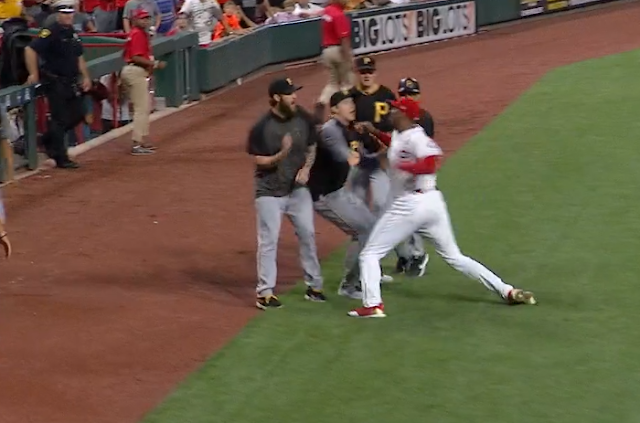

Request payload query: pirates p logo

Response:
[363,57,371,64]
[286,78,293,86]
[405,79,414,88]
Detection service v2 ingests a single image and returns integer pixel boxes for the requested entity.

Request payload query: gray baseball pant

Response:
[349,167,425,260]
[255,187,323,297]
[313,187,376,287]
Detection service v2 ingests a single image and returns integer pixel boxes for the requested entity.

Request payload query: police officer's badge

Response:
[38,28,51,38]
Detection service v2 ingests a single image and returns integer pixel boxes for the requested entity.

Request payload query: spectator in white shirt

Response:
[292,0,322,18]
[179,0,232,46]
[99,74,132,134]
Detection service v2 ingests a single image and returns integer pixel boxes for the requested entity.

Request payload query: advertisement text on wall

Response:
[351,1,476,55]
[520,0,545,17]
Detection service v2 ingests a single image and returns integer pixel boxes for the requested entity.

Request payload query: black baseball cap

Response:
[355,56,376,72]
[268,77,302,97]
[398,77,420,95]
[329,89,353,107]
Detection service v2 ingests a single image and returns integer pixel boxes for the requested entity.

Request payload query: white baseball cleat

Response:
[348,304,386,318]
[507,289,537,305]
[381,274,394,283]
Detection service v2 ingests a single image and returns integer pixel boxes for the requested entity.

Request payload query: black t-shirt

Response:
[30,23,83,78]
[350,84,396,133]
[246,107,317,198]
[308,118,378,201]
[419,108,435,138]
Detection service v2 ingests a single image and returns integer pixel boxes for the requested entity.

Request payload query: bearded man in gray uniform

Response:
[247,77,325,310]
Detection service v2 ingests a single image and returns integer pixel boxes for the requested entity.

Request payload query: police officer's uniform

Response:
[29,5,86,169]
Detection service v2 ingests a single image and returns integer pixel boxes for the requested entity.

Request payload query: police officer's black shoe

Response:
[56,159,79,169]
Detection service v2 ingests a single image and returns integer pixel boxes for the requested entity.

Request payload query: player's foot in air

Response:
[337,281,362,300]
[405,254,429,278]
[348,304,386,318]
[304,287,327,302]
[256,295,283,310]
[507,289,537,305]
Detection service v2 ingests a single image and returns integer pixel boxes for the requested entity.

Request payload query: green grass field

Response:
[143,50,640,423]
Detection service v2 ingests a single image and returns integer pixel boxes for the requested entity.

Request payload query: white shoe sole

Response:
[417,254,430,277]
[347,309,387,318]
[381,274,394,283]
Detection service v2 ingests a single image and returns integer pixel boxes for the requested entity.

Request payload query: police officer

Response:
[397,77,435,138]
[25,0,92,169]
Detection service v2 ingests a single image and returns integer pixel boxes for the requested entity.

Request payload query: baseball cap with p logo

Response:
[268,77,303,97]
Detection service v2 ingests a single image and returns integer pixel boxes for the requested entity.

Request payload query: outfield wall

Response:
[0,0,623,181]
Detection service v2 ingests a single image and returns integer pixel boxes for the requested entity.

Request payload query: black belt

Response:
[414,188,438,194]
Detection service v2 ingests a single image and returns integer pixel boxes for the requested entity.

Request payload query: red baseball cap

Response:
[388,97,421,120]
[133,8,151,19]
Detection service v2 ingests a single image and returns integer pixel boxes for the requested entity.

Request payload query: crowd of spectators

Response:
[0,0,410,43]
[0,0,411,157]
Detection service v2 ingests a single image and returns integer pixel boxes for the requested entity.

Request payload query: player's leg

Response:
[350,198,423,318]
[419,191,536,304]
[364,168,396,283]
[255,195,286,309]
[285,187,324,301]
[313,187,377,300]
[347,166,371,204]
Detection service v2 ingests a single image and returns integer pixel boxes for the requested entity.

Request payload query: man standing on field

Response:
[314,0,353,123]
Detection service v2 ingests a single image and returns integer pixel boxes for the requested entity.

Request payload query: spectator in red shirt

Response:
[314,0,353,123]
[120,8,166,155]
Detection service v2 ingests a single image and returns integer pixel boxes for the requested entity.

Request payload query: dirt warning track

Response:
[1,3,639,423]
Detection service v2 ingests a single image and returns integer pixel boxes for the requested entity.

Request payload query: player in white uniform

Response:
[348,97,536,318]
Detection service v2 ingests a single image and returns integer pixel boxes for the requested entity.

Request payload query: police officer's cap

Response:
[268,77,302,97]
[329,89,353,107]
[355,56,376,72]
[398,77,420,95]
[53,0,75,13]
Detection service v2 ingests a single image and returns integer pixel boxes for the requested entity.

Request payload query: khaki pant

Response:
[318,46,355,105]
[120,64,150,144]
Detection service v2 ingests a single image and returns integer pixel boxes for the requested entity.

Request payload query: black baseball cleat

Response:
[304,287,327,302]
[395,257,408,274]
[56,159,79,169]
[256,295,283,310]
[405,254,429,278]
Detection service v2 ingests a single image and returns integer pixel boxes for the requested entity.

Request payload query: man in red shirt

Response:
[120,8,166,155]
[315,0,353,123]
